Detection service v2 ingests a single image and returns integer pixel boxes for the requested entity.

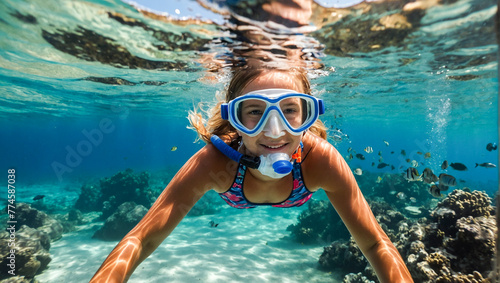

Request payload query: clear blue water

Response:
[1,0,497,193]
[0,0,498,281]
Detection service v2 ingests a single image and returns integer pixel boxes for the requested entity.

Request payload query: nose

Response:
[263,111,286,138]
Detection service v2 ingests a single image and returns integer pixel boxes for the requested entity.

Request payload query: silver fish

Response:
[396,192,406,200]
[475,162,497,168]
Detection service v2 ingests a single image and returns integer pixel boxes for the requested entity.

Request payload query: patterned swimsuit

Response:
[218,151,313,209]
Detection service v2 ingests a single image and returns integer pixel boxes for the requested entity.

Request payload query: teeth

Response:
[266,144,284,149]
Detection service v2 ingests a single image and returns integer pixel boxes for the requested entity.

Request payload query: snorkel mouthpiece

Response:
[257,153,293,179]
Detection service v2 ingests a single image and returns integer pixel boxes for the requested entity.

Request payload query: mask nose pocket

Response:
[263,110,286,138]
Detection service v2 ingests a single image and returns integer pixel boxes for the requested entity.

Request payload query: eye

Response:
[248,109,263,116]
[282,107,298,114]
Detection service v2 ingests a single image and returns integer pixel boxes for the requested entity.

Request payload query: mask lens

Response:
[279,97,312,130]
[235,99,267,131]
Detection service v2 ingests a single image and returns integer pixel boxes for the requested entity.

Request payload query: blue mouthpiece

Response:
[273,160,293,174]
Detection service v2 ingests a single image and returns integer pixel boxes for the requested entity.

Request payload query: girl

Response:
[91,67,413,282]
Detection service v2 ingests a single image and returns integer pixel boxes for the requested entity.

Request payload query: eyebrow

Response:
[241,100,266,108]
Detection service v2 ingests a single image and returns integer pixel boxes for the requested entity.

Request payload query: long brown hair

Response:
[188,66,327,143]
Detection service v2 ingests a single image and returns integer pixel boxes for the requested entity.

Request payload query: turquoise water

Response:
[0,0,498,282]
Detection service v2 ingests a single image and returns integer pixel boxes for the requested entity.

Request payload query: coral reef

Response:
[74,168,157,219]
[93,202,148,241]
[0,203,67,281]
[286,199,350,244]
[319,238,368,274]
[0,226,51,281]
[317,198,408,282]
[297,188,496,282]
[403,190,495,282]
[74,184,102,212]
[343,272,376,283]
[15,203,63,241]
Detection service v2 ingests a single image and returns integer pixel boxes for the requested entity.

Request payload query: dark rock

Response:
[98,169,154,219]
[0,226,51,280]
[74,184,102,212]
[14,203,63,241]
[319,238,368,273]
[286,199,349,244]
[93,202,148,241]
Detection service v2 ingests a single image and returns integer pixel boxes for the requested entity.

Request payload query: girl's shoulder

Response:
[302,131,339,159]
[301,132,353,192]
[193,143,239,192]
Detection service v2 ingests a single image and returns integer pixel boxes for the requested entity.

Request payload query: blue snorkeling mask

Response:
[221,89,325,137]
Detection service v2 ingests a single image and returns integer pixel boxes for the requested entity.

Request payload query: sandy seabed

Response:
[36,206,341,283]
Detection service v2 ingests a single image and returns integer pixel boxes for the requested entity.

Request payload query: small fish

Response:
[406,158,411,163]
[437,182,449,191]
[428,185,443,198]
[356,153,365,160]
[377,163,390,169]
[409,197,417,203]
[364,146,373,153]
[383,140,389,146]
[424,152,431,159]
[208,220,219,228]
[486,143,498,151]
[441,160,448,170]
[449,162,467,171]
[349,153,354,160]
[378,151,382,156]
[171,146,178,151]
[401,150,406,156]
[371,162,375,167]
[411,160,419,167]
[476,162,497,168]
[417,151,423,155]
[354,168,363,175]
[396,192,406,200]
[405,167,422,182]
[422,168,438,184]
[376,176,383,183]
[33,195,45,201]
[347,147,353,153]
[379,156,384,163]
[438,173,457,187]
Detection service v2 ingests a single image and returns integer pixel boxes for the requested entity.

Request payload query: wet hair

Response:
[188,66,327,143]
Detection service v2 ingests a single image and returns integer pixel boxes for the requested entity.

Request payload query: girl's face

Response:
[238,72,304,158]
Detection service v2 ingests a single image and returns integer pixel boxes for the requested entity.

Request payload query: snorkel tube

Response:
[210,135,293,178]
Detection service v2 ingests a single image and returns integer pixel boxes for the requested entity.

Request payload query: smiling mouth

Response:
[262,143,287,149]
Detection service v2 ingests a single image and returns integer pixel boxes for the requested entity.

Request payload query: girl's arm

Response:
[302,134,413,282]
[90,144,231,282]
